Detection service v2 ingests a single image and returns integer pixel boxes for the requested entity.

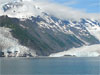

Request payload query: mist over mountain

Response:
[0,0,100,57]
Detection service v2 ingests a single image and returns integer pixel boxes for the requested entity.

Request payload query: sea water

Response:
[0,57,100,75]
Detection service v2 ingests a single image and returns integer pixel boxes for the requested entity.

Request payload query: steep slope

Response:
[0,26,36,57]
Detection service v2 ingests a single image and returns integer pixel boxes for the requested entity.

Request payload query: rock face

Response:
[0,0,100,56]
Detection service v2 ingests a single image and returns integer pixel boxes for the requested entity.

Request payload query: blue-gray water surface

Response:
[0,57,100,75]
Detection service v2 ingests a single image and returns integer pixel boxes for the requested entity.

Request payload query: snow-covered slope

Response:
[0,27,36,57]
[85,20,100,41]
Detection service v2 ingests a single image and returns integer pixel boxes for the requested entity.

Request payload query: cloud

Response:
[0,0,100,20]
[33,0,100,20]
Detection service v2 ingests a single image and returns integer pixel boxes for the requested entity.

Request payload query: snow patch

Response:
[86,20,100,41]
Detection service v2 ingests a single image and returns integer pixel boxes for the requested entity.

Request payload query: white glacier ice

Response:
[49,44,100,57]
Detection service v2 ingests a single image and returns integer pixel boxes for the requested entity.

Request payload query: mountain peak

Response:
[0,0,44,18]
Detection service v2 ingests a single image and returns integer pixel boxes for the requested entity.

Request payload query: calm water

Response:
[0,57,100,75]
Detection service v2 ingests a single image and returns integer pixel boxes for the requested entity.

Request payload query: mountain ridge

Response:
[0,15,100,56]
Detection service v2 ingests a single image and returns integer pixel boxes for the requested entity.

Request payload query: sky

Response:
[50,0,100,13]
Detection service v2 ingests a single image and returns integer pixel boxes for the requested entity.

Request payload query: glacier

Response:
[49,44,100,57]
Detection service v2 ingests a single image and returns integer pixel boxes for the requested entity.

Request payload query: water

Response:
[0,57,100,75]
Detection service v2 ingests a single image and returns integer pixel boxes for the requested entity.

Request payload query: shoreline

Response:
[0,56,99,58]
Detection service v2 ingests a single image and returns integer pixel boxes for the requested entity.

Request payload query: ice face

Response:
[49,44,100,57]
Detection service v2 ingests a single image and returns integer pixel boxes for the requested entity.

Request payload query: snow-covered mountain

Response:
[0,0,100,57]
[0,0,46,18]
